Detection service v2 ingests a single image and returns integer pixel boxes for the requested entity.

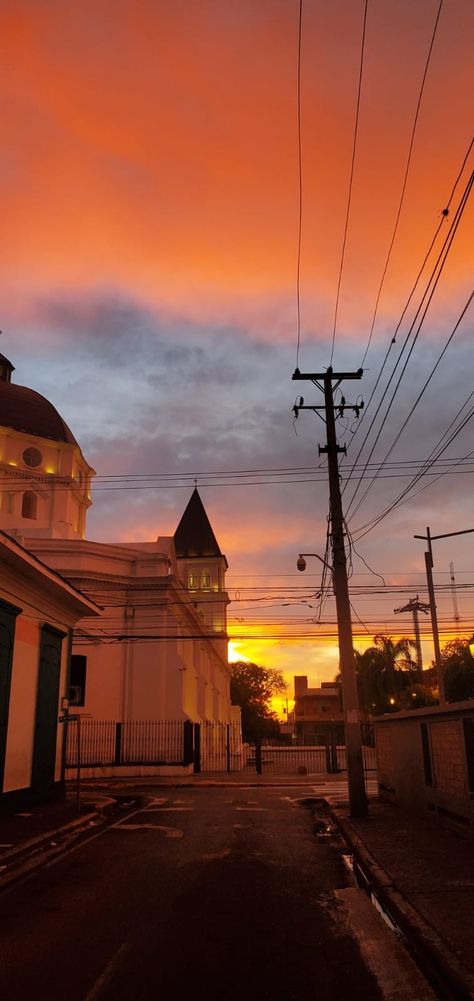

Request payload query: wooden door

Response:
[31,627,64,794]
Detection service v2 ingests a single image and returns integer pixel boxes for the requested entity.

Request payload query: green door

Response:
[31,626,65,795]
[0,604,19,792]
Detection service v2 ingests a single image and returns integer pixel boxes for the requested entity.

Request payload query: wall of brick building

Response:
[374,703,474,833]
[430,720,466,797]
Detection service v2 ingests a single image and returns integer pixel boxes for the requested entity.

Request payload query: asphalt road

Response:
[0,786,383,1001]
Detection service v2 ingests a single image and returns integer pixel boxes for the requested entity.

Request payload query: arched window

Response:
[22,491,37,519]
[188,572,198,590]
[201,570,211,590]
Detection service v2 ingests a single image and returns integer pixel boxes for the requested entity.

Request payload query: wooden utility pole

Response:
[293,366,368,819]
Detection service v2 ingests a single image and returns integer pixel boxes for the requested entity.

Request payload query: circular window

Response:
[23,446,42,468]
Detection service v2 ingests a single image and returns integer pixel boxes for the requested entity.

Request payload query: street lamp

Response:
[297,552,332,573]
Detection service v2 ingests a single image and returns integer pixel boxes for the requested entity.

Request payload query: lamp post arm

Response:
[298,552,333,572]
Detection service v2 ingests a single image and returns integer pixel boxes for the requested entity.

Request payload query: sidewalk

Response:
[331,799,474,1001]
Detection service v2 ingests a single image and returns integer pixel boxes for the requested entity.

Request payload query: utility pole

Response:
[414,527,474,705]
[393,595,429,683]
[293,366,368,819]
[449,562,460,626]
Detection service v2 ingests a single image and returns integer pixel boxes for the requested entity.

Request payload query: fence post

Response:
[114,722,122,765]
[330,727,339,773]
[255,739,262,775]
[226,723,231,773]
[191,722,201,772]
[325,736,332,773]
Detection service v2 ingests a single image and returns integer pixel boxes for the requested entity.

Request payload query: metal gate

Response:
[247,742,377,775]
[195,729,377,776]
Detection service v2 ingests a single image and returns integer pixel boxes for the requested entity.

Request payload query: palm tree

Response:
[356,635,418,715]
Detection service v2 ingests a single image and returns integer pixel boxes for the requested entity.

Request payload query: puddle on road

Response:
[112,824,184,838]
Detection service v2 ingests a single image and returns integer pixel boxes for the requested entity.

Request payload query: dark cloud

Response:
[4,289,474,654]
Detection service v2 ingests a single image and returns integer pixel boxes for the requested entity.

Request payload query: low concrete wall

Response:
[374,702,474,832]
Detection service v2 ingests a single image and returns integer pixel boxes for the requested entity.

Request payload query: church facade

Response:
[0,353,235,729]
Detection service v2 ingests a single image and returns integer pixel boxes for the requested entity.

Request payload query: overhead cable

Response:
[330,0,368,366]
[344,171,473,520]
[360,0,445,367]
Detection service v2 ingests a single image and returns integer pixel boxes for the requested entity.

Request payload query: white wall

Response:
[0,564,90,796]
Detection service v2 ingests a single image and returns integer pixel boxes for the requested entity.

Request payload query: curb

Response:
[329,805,474,1001]
[0,796,118,891]
[78,779,344,790]
[0,810,99,866]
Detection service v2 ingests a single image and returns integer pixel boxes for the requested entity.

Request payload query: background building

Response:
[293,675,344,744]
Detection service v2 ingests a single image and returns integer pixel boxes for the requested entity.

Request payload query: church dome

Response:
[0,354,77,445]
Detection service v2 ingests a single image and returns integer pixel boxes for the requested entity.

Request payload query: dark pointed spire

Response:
[174,488,224,559]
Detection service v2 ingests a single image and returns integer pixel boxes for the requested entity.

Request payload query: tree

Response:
[230,661,286,742]
[397,684,438,710]
[354,635,418,715]
[441,638,474,703]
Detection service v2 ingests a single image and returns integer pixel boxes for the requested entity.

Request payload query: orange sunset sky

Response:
[1,0,473,713]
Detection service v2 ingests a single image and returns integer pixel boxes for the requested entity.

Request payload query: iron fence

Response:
[197,721,245,772]
[64,718,378,774]
[121,720,185,764]
[66,720,116,766]
[65,719,189,767]
[244,741,377,775]
[245,743,328,774]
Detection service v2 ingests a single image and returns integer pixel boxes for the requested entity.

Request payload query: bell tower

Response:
[174,488,229,656]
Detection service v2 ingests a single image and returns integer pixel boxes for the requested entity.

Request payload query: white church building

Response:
[0,352,236,733]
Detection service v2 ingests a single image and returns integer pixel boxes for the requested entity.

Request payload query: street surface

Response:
[0,786,386,1000]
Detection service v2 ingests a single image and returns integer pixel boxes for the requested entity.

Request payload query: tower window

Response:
[22,447,42,468]
[188,573,198,590]
[22,491,37,519]
[201,571,211,590]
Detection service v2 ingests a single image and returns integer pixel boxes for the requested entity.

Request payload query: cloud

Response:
[0,0,472,682]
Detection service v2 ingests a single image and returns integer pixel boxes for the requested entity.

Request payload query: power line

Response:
[72,624,474,645]
[350,289,474,536]
[342,137,473,489]
[4,455,474,494]
[360,0,445,367]
[330,0,368,366]
[353,410,474,542]
[344,172,473,521]
[295,0,304,368]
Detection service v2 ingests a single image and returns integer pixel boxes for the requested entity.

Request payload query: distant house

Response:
[0,531,99,808]
[293,676,344,744]
[0,353,236,727]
